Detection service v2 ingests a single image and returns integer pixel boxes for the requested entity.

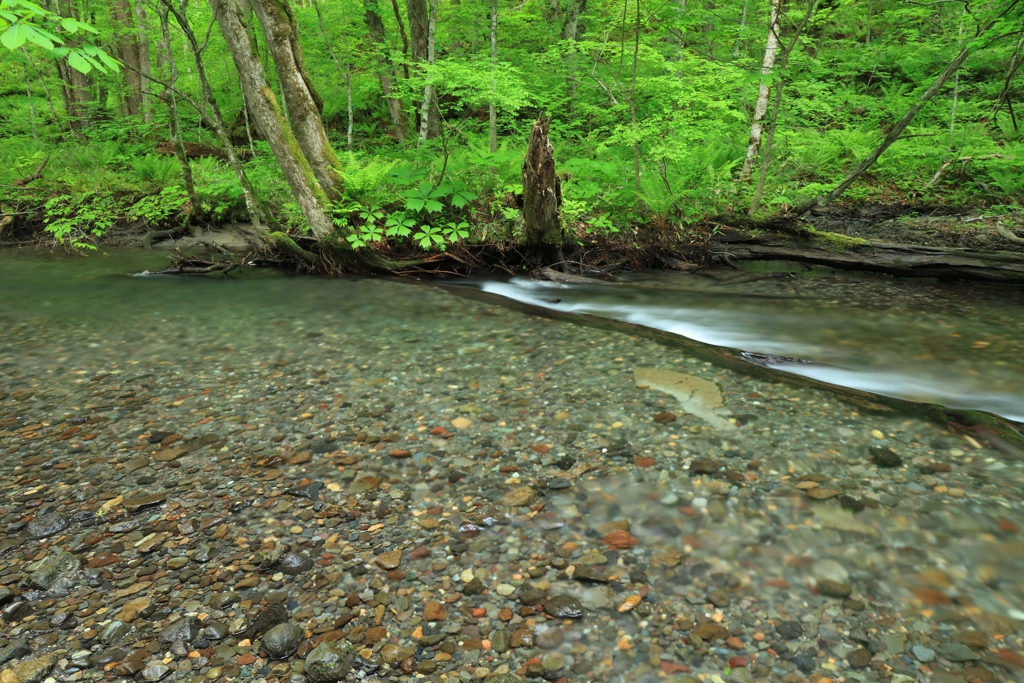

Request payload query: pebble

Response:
[262,622,304,659]
[911,644,936,662]
[304,640,356,682]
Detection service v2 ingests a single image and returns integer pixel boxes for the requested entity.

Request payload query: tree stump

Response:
[521,116,563,266]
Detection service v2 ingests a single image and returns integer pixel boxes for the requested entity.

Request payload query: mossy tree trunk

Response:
[210,0,335,241]
[251,0,345,201]
[364,2,407,141]
[521,116,564,266]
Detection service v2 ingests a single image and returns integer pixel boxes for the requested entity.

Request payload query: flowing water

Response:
[1,250,1024,683]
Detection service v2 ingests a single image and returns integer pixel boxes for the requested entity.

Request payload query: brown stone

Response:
[153,447,188,462]
[806,488,840,500]
[692,622,729,641]
[376,549,403,570]
[423,601,447,621]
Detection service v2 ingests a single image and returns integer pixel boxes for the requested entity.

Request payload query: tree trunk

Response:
[522,116,563,265]
[408,0,440,139]
[48,0,92,129]
[211,0,337,241]
[562,0,585,39]
[740,0,781,182]
[311,0,354,150]
[134,0,153,123]
[157,4,200,227]
[793,47,973,216]
[250,0,345,201]
[160,0,270,240]
[364,4,407,141]
[110,0,144,118]
[489,0,498,153]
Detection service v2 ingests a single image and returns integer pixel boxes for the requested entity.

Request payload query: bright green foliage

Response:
[0,0,117,73]
[1,0,1023,250]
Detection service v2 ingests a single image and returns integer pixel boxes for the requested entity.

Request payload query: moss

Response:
[268,231,315,262]
[804,226,867,251]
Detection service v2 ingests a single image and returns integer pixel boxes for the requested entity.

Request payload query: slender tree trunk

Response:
[562,0,585,113]
[522,116,563,265]
[489,0,498,153]
[210,0,335,240]
[408,0,440,139]
[158,3,200,225]
[311,0,354,150]
[740,0,781,182]
[630,0,641,202]
[749,0,817,214]
[48,0,92,130]
[135,0,153,123]
[364,4,407,141]
[22,49,63,135]
[110,0,144,118]
[160,0,271,239]
[989,35,1024,127]
[23,63,37,141]
[251,0,345,201]
[418,0,439,142]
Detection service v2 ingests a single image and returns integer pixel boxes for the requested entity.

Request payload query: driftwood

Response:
[712,228,1024,283]
[924,154,1014,188]
[14,156,49,187]
[0,214,12,237]
[155,140,253,161]
[996,222,1024,246]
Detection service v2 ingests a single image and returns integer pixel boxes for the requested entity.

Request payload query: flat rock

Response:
[123,493,167,513]
[817,579,853,597]
[25,549,80,595]
[276,552,313,575]
[500,486,538,507]
[376,549,403,570]
[158,615,201,644]
[543,595,583,618]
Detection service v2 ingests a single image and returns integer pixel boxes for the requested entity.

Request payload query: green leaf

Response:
[1,22,28,49]
[66,49,92,74]
[424,199,444,213]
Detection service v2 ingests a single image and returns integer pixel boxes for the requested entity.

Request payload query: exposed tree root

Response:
[996,222,1024,245]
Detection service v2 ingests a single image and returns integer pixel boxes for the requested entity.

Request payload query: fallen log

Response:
[155,141,253,161]
[711,228,1024,283]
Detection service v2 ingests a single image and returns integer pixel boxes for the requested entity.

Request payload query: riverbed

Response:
[1,250,1023,683]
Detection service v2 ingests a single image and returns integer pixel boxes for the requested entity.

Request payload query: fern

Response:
[340,152,399,202]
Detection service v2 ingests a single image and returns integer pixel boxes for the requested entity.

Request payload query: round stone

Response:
[262,622,303,659]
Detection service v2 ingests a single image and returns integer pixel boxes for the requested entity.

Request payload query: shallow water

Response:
[2,250,1024,683]
[482,267,1024,421]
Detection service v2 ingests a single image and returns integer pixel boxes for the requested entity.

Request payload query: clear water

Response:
[482,267,1024,421]
[2,250,1024,683]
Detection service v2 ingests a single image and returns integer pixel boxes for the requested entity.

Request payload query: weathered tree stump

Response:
[521,116,564,267]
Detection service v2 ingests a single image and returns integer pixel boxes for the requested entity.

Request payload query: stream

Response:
[1,250,1023,683]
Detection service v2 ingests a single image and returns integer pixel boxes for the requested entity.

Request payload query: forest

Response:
[1,0,1023,270]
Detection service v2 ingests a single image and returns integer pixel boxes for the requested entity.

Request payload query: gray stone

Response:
[27,511,69,538]
[141,663,172,681]
[0,586,13,606]
[727,668,754,683]
[816,579,852,598]
[542,595,583,618]
[100,620,131,646]
[911,644,935,662]
[882,632,907,654]
[304,640,356,682]
[0,638,31,666]
[262,622,303,659]
[158,615,201,644]
[776,621,803,639]
[277,552,313,575]
[210,592,240,610]
[25,549,80,595]
[202,622,229,641]
[938,642,979,661]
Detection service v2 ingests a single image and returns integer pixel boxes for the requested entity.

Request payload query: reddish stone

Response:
[86,552,121,568]
[345,593,361,607]
[912,588,951,605]
[237,654,257,665]
[728,656,748,668]
[660,662,691,674]
[726,637,744,650]
[998,518,1018,533]
[364,627,387,643]
[472,607,487,618]
[530,444,552,454]
[634,457,655,468]
[408,547,432,559]
[499,466,521,473]
[764,579,790,588]
[389,450,412,458]
[52,463,73,469]
[604,530,639,550]
[385,569,407,581]
[429,427,448,435]
[998,649,1024,668]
